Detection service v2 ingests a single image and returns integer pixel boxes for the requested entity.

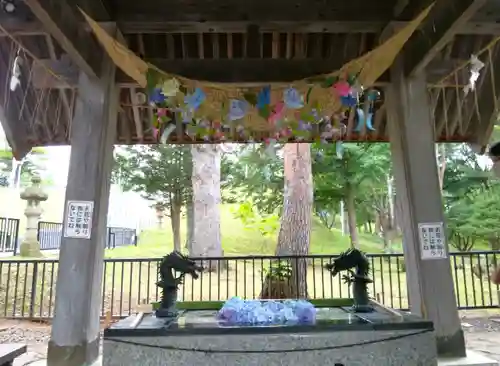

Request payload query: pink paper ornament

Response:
[269,101,285,124]
[157,108,168,117]
[333,81,351,97]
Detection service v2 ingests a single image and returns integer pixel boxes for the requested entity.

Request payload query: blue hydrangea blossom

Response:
[217,297,317,326]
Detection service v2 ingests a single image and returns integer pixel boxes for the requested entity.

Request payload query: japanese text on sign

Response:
[418,222,447,260]
[64,201,94,239]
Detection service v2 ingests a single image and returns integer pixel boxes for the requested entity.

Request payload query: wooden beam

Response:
[24,0,102,78]
[45,36,73,124]
[129,88,144,142]
[132,58,384,83]
[30,56,465,87]
[117,19,500,35]
[403,0,487,76]
[3,18,500,38]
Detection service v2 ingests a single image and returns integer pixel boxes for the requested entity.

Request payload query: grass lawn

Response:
[105,204,390,259]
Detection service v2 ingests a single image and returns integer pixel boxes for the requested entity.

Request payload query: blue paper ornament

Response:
[340,94,357,107]
[298,120,312,131]
[181,108,194,123]
[228,100,248,121]
[257,86,271,109]
[284,87,304,109]
[367,89,381,102]
[160,124,176,144]
[184,88,206,111]
[149,88,166,104]
[354,108,375,132]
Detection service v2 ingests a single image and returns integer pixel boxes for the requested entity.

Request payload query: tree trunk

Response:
[170,201,182,252]
[191,145,222,270]
[185,200,195,254]
[436,144,447,191]
[345,186,359,248]
[264,143,313,299]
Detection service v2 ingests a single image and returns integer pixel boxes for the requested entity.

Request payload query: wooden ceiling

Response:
[1,0,500,158]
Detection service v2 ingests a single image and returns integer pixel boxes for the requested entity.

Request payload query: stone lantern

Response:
[19,174,48,257]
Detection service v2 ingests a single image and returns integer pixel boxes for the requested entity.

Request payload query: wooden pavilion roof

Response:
[1,0,500,159]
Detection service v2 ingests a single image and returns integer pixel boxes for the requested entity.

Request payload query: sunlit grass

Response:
[105,204,389,259]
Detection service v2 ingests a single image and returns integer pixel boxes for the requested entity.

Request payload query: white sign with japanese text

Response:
[418,222,447,260]
[64,201,94,239]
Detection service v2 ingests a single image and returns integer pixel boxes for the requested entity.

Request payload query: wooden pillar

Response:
[386,60,466,357]
[47,54,117,366]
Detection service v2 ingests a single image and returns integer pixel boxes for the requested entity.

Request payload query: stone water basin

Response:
[104,300,437,366]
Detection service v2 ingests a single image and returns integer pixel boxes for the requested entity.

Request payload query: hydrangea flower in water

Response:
[217,297,317,326]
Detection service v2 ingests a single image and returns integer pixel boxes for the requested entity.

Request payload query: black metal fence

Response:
[37,221,137,250]
[0,217,19,254]
[0,251,498,319]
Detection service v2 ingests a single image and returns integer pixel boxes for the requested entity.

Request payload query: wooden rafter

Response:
[24,0,102,78]
[403,0,487,76]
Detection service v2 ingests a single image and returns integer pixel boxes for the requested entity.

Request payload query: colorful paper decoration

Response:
[228,99,248,121]
[284,88,304,109]
[149,88,166,104]
[160,124,176,143]
[354,108,375,131]
[257,86,271,109]
[184,88,206,111]
[181,109,194,123]
[161,78,180,97]
[269,102,285,124]
[333,81,351,97]
[143,68,381,142]
[340,95,357,107]
[367,90,381,102]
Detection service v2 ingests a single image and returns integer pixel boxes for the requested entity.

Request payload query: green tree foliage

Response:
[112,145,192,250]
[0,147,48,187]
[312,143,391,247]
[443,144,495,251]
[221,145,284,214]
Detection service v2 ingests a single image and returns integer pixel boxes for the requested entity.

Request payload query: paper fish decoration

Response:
[161,78,180,97]
[257,86,271,109]
[336,141,343,158]
[333,81,351,97]
[160,124,176,144]
[340,95,357,107]
[228,100,248,121]
[269,101,285,124]
[284,88,304,109]
[149,88,166,104]
[354,108,375,131]
[184,88,206,111]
